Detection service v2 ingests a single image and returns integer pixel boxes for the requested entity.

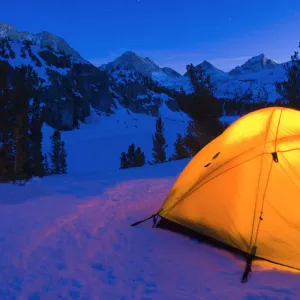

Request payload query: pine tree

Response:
[0,63,45,182]
[152,117,167,164]
[182,64,223,121]
[12,66,31,180]
[60,141,67,174]
[72,98,80,129]
[0,146,10,182]
[126,144,136,167]
[134,147,146,167]
[184,119,225,156]
[44,153,51,175]
[173,133,190,160]
[0,62,13,181]
[50,129,61,174]
[120,152,129,169]
[49,130,67,175]
[276,42,300,109]
[29,96,44,177]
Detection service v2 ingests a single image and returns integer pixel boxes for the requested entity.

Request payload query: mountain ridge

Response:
[0,21,82,58]
[0,21,290,130]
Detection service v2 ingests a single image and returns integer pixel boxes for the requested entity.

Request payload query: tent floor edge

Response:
[156,217,247,260]
[157,218,259,283]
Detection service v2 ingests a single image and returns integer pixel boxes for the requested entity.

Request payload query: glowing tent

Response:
[132,107,300,281]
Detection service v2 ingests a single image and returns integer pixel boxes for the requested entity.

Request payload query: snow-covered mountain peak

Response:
[0,21,81,58]
[229,54,279,75]
[0,21,16,36]
[200,60,215,69]
[119,50,139,60]
[102,51,182,80]
[246,53,278,66]
[102,51,161,77]
[192,60,228,79]
[145,56,155,63]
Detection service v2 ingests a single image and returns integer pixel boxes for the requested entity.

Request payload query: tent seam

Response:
[253,109,283,247]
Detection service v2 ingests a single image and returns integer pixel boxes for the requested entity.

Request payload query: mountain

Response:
[100,51,185,117]
[192,60,227,78]
[0,23,116,130]
[101,51,161,77]
[157,55,287,102]
[213,55,286,101]
[0,22,81,58]
[0,21,290,131]
[100,51,181,79]
[226,54,286,85]
[229,54,280,75]
[0,23,186,130]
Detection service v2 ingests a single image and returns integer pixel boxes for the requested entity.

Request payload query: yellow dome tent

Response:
[131,107,300,282]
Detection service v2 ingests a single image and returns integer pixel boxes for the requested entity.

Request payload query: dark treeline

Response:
[276,42,300,109]
[0,62,67,183]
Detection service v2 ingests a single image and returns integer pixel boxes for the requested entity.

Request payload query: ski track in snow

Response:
[0,161,300,299]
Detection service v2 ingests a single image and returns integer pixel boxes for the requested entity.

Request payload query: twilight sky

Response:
[0,0,299,73]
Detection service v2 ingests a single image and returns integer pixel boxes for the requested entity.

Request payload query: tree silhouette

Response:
[152,117,167,164]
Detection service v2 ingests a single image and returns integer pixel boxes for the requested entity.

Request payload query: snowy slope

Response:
[4,42,72,86]
[152,72,194,93]
[1,160,300,299]
[43,108,190,173]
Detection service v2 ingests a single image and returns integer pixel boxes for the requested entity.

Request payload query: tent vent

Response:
[204,163,211,168]
[212,152,220,160]
[272,152,279,163]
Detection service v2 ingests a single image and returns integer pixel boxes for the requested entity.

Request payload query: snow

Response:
[42,108,190,174]
[72,89,83,98]
[152,72,194,94]
[230,65,286,84]
[5,42,71,86]
[159,101,187,121]
[1,159,300,298]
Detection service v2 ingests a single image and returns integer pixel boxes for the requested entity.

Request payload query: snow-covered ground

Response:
[1,160,300,299]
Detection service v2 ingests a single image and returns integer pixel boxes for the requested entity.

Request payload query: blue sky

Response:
[0,0,299,73]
